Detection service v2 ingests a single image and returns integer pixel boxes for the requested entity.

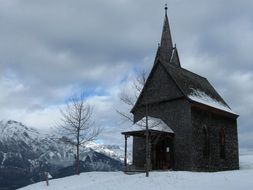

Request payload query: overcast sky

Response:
[0,0,253,149]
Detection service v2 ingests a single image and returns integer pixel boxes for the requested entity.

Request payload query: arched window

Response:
[220,128,225,159]
[203,126,210,157]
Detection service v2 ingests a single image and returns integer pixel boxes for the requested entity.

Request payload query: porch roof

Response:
[121,116,174,136]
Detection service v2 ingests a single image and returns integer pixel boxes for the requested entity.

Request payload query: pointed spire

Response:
[159,4,173,64]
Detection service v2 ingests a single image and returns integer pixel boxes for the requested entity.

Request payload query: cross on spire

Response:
[165,3,168,15]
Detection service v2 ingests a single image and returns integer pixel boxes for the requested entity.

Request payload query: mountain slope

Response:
[0,120,123,189]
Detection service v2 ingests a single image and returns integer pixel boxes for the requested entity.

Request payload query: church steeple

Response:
[159,4,174,64]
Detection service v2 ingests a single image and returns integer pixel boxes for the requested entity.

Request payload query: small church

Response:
[122,5,239,172]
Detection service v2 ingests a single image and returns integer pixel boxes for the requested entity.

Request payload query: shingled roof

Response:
[162,61,228,106]
[161,60,236,114]
[131,8,237,116]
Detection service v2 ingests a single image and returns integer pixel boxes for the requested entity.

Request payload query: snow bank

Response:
[188,89,237,115]
[20,155,253,190]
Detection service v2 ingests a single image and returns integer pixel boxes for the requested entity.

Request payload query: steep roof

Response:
[162,63,226,105]
[131,7,237,116]
[162,63,236,115]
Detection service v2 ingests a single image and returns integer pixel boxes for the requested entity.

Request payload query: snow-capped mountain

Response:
[86,142,130,163]
[0,120,123,189]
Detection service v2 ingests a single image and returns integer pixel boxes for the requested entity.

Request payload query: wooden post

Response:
[124,135,128,170]
[45,172,49,186]
[149,132,151,170]
[145,104,149,177]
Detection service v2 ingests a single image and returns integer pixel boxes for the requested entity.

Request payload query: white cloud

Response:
[0,0,252,148]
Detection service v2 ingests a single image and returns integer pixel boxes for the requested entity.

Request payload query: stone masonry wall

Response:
[133,99,193,171]
[191,107,239,171]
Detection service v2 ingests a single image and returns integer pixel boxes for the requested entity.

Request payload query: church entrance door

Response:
[151,135,173,170]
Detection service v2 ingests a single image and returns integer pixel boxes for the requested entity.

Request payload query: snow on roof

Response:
[188,89,237,115]
[123,116,174,133]
[169,48,176,63]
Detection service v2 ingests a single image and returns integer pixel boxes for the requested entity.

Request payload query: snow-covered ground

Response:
[20,154,253,190]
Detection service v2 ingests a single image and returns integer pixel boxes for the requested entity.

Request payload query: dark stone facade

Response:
[127,8,239,172]
[133,99,193,171]
[191,107,239,171]
[132,99,239,171]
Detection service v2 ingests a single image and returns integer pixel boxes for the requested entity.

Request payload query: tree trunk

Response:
[76,144,80,175]
[145,104,149,177]
[76,125,80,175]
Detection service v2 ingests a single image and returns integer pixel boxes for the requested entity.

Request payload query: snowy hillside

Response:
[20,154,253,190]
[0,120,123,189]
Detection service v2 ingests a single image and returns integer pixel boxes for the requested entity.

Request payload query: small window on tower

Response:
[220,128,226,159]
[203,125,210,158]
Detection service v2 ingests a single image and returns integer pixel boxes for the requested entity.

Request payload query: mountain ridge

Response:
[0,120,123,190]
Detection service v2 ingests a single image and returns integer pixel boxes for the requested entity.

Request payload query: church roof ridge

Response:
[167,63,207,80]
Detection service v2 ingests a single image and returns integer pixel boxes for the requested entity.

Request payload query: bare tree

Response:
[58,93,102,175]
[118,71,164,177]
[117,71,147,125]
[118,71,151,176]
[117,71,162,127]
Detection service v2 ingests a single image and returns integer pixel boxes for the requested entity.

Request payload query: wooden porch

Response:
[122,129,174,172]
